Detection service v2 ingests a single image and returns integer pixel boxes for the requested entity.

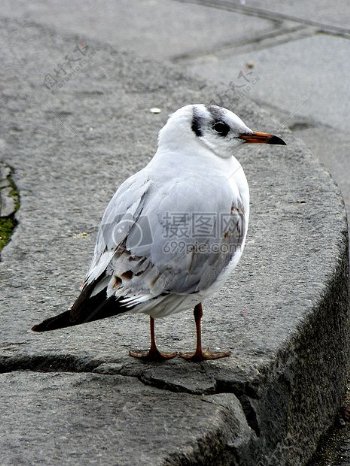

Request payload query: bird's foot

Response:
[179,349,231,362]
[129,347,177,362]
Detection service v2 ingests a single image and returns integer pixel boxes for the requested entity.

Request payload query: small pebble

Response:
[73,232,89,239]
[338,417,346,427]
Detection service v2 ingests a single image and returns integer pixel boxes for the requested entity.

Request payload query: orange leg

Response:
[129,317,177,361]
[179,303,231,362]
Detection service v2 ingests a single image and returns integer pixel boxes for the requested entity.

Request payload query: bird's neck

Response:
[149,145,242,178]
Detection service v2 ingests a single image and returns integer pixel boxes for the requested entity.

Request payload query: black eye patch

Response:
[212,121,230,137]
[191,108,204,137]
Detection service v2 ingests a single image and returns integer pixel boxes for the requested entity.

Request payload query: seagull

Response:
[32,104,285,362]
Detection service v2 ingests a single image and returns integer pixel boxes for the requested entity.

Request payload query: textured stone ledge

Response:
[0,17,348,465]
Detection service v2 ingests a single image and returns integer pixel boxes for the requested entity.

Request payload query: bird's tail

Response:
[32,277,128,332]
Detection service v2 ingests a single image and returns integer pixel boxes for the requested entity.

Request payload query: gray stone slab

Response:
[254,105,350,224]
[0,371,251,465]
[1,0,276,61]
[292,126,350,215]
[188,34,350,132]
[0,15,348,466]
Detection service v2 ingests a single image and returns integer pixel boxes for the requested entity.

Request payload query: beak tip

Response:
[268,135,286,145]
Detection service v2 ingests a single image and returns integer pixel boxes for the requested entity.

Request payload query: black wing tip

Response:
[30,292,129,333]
[31,320,54,332]
[31,309,73,333]
[31,323,42,332]
[31,319,63,332]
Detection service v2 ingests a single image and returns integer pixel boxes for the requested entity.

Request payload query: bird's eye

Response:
[213,121,230,137]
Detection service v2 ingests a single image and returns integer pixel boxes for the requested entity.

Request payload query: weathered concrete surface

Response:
[0,13,348,466]
[188,34,350,132]
[0,0,278,61]
[292,126,350,214]
[0,371,252,466]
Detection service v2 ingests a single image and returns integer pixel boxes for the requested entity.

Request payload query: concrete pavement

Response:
[0,1,349,464]
[4,0,349,219]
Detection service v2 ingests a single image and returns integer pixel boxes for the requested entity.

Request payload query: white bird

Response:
[32,104,285,362]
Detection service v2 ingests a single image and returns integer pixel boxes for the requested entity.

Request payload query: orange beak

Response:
[239,131,286,145]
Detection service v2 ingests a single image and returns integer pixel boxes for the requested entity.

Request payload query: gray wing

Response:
[86,170,246,304]
[86,168,152,284]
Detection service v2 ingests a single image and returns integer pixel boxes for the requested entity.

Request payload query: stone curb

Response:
[0,18,348,465]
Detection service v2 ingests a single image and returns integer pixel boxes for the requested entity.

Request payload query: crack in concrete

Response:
[172,24,313,62]
[174,0,350,38]
[0,352,261,436]
[0,353,103,374]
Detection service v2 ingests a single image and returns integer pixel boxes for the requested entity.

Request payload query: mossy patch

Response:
[0,217,17,251]
[0,167,20,253]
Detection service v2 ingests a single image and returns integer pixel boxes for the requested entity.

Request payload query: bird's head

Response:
[158,104,286,159]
